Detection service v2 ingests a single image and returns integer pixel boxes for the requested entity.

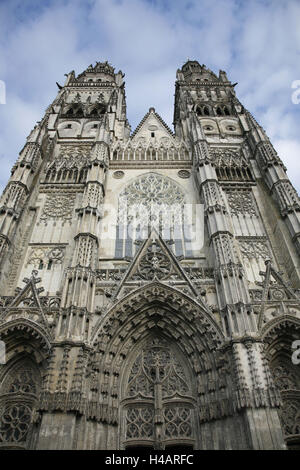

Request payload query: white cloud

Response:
[0,0,299,195]
[273,139,300,191]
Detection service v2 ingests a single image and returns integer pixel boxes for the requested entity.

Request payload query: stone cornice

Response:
[175,81,233,87]
[109,160,192,169]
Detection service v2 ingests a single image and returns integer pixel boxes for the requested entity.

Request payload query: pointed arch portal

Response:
[90,282,224,449]
[0,319,50,449]
[263,317,300,450]
[120,335,196,449]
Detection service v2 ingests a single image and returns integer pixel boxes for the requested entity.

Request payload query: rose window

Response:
[0,405,31,443]
[0,362,41,447]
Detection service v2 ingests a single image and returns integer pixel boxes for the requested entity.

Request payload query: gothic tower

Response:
[0,60,299,450]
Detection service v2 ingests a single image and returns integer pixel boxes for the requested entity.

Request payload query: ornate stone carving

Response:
[271,363,300,392]
[280,399,300,436]
[164,407,192,438]
[58,143,92,158]
[1,60,299,451]
[44,145,92,184]
[239,238,271,261]
[119,173,184,227]
[113,171,125,179]
[249,289,263,301]
[202,181,226,212]
[211,147,248,167]
[213,234,237,265]
[132,242,172,281]
[26,246,65,268]
[274,181,300,215]
[226,190,257,217]
[127,339,189,398]
[76,236,95,267]
[126,407,154,439]
[116,173,188,257]
[0,404,32,443]
[211,148,253,181]
[256,142,284,168]
[82,183,104,208]
[183,267,214,280]
[124,337,193,446]
[17,142,42,171]
[0,182,27,214]
[178,170,190,179]
[0,361,41,446]
[8,369,38,395]
[40,194,75,223]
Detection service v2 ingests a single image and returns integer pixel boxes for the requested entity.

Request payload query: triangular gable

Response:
[257,260,298,328]
[113,230,210,313]
[3,271,49,329]
[131,107,174,140]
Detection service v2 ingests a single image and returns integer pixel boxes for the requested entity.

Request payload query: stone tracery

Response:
[122,337,194,448]
[116,173,190,258]
[264,319,300,449]
[0,360,42,447]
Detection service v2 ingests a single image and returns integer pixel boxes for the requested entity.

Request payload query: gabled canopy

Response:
[131,107,174,140]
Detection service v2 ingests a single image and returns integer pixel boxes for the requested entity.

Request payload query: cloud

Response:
[0,0,299,195]
[273,139,300,191]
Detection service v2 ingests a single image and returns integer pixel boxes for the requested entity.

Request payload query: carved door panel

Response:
[121,338,195,450]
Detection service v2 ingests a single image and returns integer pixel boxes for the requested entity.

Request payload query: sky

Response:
[0,0,299,194]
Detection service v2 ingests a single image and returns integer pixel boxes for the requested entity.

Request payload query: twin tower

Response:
[0,60,299,449]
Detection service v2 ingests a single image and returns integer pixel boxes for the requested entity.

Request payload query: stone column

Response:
[190,113,255,336]
[37,121,110,450]
[190,112,286,449]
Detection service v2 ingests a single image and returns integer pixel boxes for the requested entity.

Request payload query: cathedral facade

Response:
[0,60,299,450]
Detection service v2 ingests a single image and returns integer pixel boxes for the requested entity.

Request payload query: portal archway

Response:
[89,282,225,449]
[263,317,300,450]
[0,357,42,449]
[120,334,197,450]
[0,321,50,449]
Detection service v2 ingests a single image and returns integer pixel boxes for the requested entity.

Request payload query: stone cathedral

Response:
[0,60,299,451]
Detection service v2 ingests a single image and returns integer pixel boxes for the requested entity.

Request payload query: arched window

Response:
[0,359,41,449]
[115,173,193,258]
[79,167,88,183]
[121,337,196,450]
